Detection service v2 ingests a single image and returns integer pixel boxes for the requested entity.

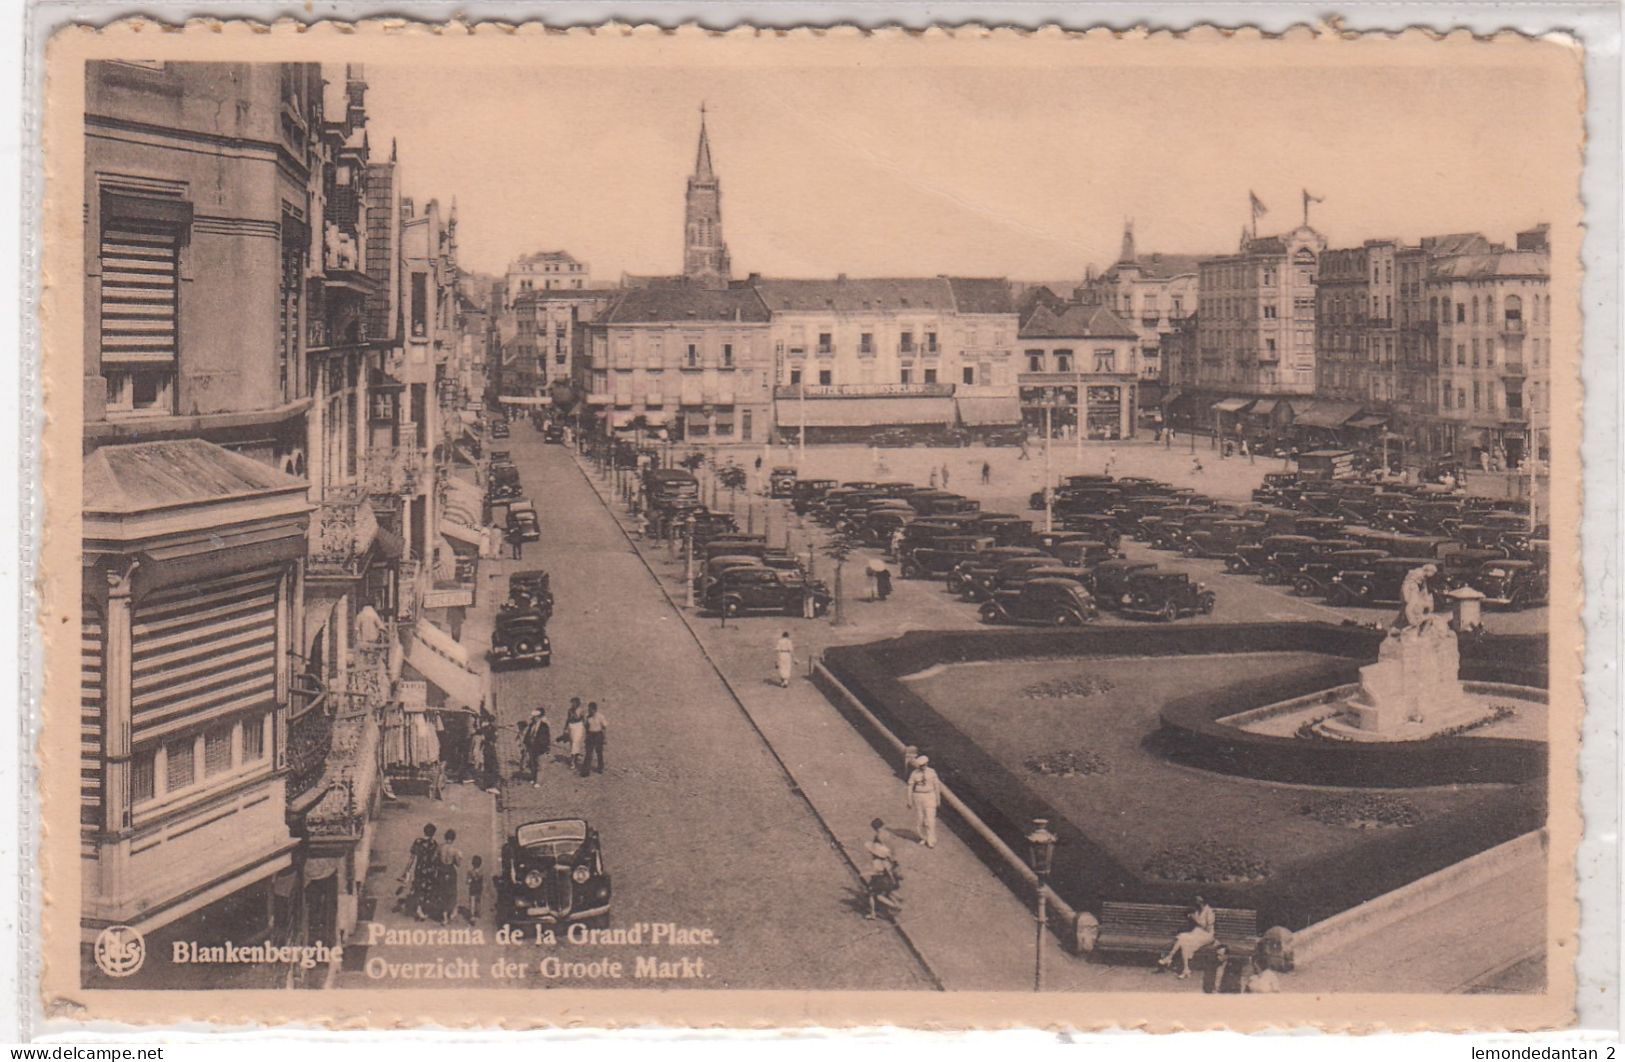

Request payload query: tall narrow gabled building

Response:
[682,106,731,290]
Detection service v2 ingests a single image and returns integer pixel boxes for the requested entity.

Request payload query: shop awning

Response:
[1249,398,1280,416]
[1211,397,1255,413]
[611,411,638,429]
[585,394,611,406]
[406,626,484,709]
[442,520,486,550]
[1293,401,1363,429]
[643,411,672,427]
[499,395,552,406]
[956,396,1022,427]
[373,526,404,560]
[1346,414,1389,430]
[781,396,955,428]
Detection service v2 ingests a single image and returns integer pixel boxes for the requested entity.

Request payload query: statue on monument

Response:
[1393,562,1440,632]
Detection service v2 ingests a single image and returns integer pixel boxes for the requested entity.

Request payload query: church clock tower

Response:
[683,105,731,290]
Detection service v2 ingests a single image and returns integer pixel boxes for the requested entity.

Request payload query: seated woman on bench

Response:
[1157,895,1215,979]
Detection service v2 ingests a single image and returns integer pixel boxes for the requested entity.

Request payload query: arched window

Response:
[1504,294,1523,327]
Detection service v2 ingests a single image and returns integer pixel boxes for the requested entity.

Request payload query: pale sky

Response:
[362,56,1571,282]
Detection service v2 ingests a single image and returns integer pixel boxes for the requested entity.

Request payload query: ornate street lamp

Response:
[1025,817,1059,992]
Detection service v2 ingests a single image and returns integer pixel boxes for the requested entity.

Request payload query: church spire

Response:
[683,103,730,289]
[694,102,716,182]
[1119,219,1137,264]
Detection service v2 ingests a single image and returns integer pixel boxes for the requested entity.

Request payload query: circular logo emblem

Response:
[93,925,145,978]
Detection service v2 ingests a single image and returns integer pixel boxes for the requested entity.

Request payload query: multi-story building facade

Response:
[81,60,318,956]
[517,288,618,397]
[1195,225,1327,397]
[504,250,591,304]
[1016,303,1141,439]
[584,286,772,442]
[1079,223,1199,400]
[1425,235,1550,466]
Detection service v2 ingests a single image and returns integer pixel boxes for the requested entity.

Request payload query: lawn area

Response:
[903,652,1519,887]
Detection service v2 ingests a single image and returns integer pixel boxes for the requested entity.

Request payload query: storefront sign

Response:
[422,587,474,609]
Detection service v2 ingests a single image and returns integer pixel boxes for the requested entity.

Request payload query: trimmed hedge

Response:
[820,623,1548,930]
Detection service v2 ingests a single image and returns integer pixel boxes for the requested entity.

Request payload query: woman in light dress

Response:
[1158,895,1216,980]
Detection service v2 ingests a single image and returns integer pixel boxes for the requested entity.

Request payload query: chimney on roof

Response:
[837,273,848,284]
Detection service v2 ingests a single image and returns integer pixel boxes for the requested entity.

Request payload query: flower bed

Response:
[1300,793,1423,830]
[1021,675,1117,700]
[1025,748,1110,777]
[1143,842,1273,884]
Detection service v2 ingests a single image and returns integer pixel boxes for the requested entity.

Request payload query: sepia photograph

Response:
[36,20,1589,1031]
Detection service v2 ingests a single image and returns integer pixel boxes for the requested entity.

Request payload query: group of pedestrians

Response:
[519,697,609,780]
[396,822,487,926]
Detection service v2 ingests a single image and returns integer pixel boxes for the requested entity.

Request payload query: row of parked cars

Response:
[793,474,1219,625]
[1035,470,1548,611]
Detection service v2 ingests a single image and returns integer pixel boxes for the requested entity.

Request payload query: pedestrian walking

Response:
[507,523,524,560]
[523,705,552,784]
[928,467,939,489]
[801,582,817,619]
[465,855,485,924]
[889,527,906,559]
[980,460,991,484]
[432,829,462,925]
[478,713,501,794]
[875,566,892,601]
[776,631,795,688]
[1241,437,1253,463]
[863,819,904,921]
[905,755,942,848]
[584,702,607,774]
[1018,439,1031,461]
[1190,454,1205,476]
[941,463,951,488]
[399,823,438,919]
[558,702,588,776]
[1105,447,1118,477]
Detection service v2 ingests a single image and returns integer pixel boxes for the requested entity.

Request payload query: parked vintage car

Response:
[1181,518,1267,560]
[999,564,1096,593]
[979,578,1099,627]
[1150,509,1232,551]
[507,500,541,542]
[1251,472,1302,503]
[982,427,1027,447]
[1472,559,1548,609]
[902,535,992,579]
[542,423,566,444]
[1027,530,1094,554]
[1228,534,1313,578]
[769,467,799,498]
[695,554,766,596]
[947,546,1045,594]
[1327,556,1446,608]
[504,570,553,618]
[967,513,1033,546]
[490,609,552,669]
[960,556,1057,602]
[860,508,917,548]
[1054,513,1122,550]
[487,463,523,501]
[496,818,610,927]
[1117,571,1216,621]
[1091,559,1160,607]
[704,566,831,618]
[791,479,839,514]
[489,419,511,440]
[1292,549,1390,598]
[1049,539,1121,568]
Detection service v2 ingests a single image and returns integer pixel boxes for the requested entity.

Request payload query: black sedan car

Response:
[1472,559,1547,609]
[490,610,552,669]
[496,818,611,928]
[1116,571,1216,621]
[979,578,1099,627]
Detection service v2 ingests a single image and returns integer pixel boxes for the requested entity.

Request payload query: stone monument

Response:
[1317,563,1490,741]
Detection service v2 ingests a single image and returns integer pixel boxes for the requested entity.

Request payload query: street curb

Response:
[564,450,947,992]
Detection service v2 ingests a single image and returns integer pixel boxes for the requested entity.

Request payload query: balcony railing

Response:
[1501,362,1528,378]
[307,485,380,578]
[1502,317,1525,335]
[364,450,424,497]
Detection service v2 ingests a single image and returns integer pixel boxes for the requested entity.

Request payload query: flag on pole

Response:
[1249,191,1268,220]
[1303,188,1325,221]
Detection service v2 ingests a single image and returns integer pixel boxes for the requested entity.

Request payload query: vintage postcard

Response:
[36,18,1585,1031]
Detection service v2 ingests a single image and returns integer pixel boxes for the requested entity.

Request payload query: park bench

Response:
[1092,901,1261,965]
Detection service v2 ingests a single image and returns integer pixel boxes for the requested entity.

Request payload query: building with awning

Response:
[80,439,310,942]
[1292,400,1364,430]
[1346,413,1390,431]
[955,393,1022,428]
[774,387,956,440]
[1211,396,1255,414]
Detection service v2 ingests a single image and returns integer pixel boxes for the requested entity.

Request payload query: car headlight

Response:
[1121,593,1133,604]
[572,865,592,885]
[524,869,545,890]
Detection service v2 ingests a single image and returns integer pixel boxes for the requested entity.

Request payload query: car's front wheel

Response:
[1198,592,1216,615]
[1161,601,1180,622]
[723,597,744,618]
[978,603,1000,624]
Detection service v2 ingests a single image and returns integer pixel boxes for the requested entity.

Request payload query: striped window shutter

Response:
[82,608,104,831]
[130,569,281,747]
[100,223,180,364]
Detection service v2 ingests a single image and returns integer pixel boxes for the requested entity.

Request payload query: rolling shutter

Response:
[82,608,104,831]
[100,223,179,364]
[131,569,280,744]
